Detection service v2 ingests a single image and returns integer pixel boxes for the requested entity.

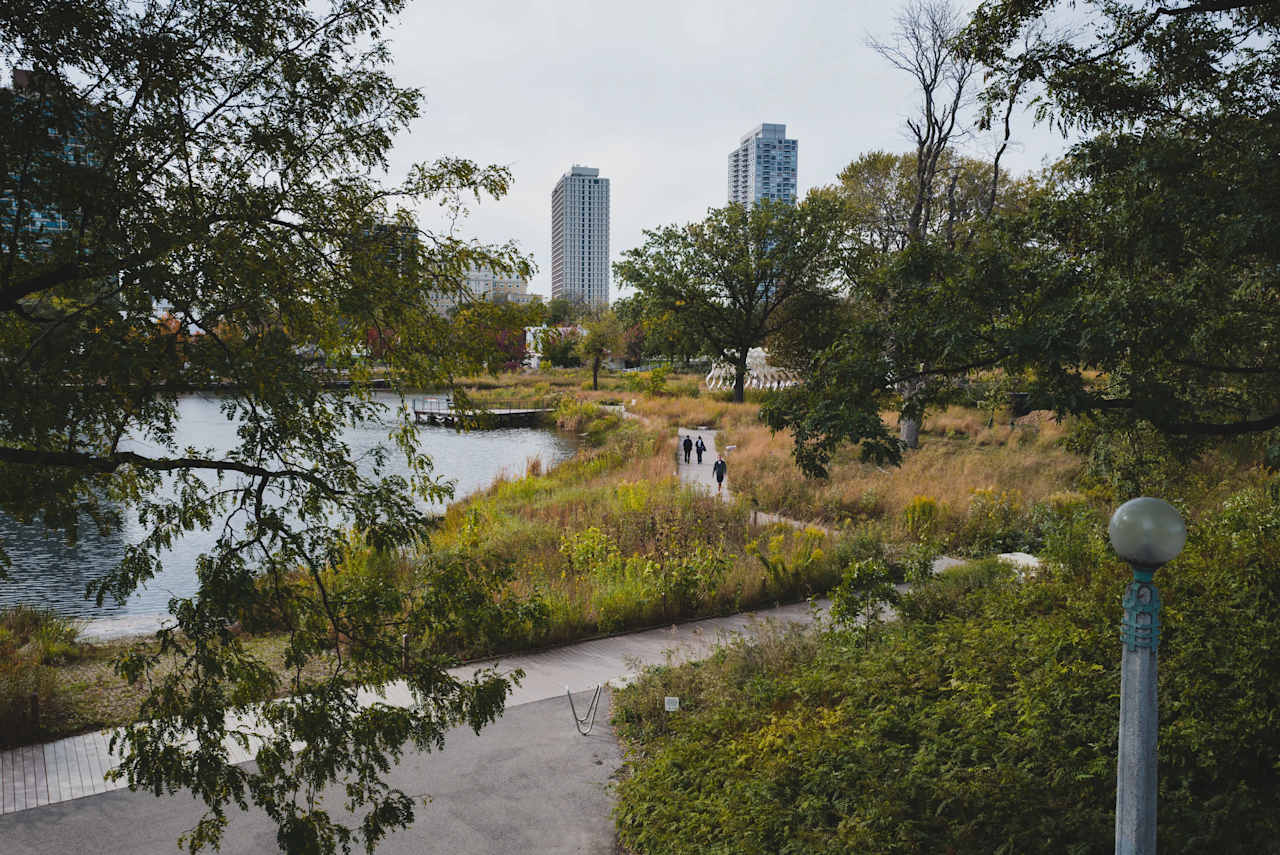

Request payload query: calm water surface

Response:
[0,393,576,629]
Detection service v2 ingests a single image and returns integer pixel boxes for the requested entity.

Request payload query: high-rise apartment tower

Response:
[551,165,610,307]
[727,123,797,206]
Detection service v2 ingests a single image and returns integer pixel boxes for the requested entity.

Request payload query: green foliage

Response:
[539,327,582,368]
[960,487,1026,555]
[561,526,730,630]
[615,196,845,402]
[1065,415,1202,502]
[746,526,829,599]
[575,310,622,390]
[898,539,940,585]
[624,364,672,396]
[0,3,543,850]
[614,482,1280,853]
[552,396,619,445]
[901,494,943,540]
[0,606,81,745]
[769,4,1280,478]
[829,557,898,642]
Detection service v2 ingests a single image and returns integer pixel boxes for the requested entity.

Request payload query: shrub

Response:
[613,484,1280,854]
[0,606,80,746]
[746,526,828,599]
[959,487,1027,554]
[562,526,733,629]
[625,364,672,396]
[902,494,943,540]
[830,557,898,640]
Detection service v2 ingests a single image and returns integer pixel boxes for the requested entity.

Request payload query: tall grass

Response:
[0,606,82,745]
[425,415,842,644]
[724,407,1081,531]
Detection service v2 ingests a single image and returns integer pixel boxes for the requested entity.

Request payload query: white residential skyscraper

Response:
[727,123,798,206]
[551,165,610,307]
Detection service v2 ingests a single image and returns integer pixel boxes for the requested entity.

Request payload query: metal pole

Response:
[1116,566,1161,855]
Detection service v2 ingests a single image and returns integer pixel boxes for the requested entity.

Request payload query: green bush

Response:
[959,487,1028,554]
[0,606,81,746]
[625,364,672,396]
[745,526,829,599]
[613,483,1280,854]
[561,526,732,629]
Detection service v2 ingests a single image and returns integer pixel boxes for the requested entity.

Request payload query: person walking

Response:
[712,454,727,494]
[682,434,693,463]
[694,435,706,464]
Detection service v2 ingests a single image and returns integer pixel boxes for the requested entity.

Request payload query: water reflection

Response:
[0,393,576,622]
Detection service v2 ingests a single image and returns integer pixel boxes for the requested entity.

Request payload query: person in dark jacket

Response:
[683,434,693,463]
[694,435,706,464]
[712,454,727,493]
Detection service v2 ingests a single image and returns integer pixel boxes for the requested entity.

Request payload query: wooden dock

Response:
[411,397,553,428]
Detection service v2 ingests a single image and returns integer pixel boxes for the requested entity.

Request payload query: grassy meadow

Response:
[5,364,1270,747]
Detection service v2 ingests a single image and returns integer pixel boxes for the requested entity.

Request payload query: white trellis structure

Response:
[704,347,798,392]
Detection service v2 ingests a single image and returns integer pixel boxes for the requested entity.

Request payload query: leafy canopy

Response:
[765,0,1280,475]
[614,196,844,402]
[1,2,537,852]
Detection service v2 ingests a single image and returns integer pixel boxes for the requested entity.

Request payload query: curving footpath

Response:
[0,599,828,853]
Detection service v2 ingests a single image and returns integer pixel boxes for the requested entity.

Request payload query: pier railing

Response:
[410,397,556,415]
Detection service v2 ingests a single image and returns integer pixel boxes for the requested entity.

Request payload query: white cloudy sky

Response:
[385,0,1071,300]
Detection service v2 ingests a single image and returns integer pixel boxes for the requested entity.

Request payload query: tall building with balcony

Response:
[550,165,610,307]
[727,123,797,206]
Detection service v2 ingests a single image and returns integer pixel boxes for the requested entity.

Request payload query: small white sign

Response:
[664,696,680,712]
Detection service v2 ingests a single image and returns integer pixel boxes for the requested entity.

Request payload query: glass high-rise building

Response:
[550,165,610,307]
[727,123,797,206]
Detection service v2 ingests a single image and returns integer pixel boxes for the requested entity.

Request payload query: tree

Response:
[613,291,707,366]
[957,0,1280,442]
[0,3,536,852]
[614,196,844,403]
[536,325,582,368]
[765,0,1280,478]
[838,149,1031,271]
[576,309,622,390]
[544,296,583,326]
[867,0,978,448]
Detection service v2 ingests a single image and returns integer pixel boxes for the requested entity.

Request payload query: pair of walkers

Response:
[682,434,707,464]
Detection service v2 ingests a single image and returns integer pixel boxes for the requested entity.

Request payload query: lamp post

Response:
[1109,497,1186,855]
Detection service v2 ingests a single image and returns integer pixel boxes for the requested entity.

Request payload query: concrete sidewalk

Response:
[0,599,827,817]
[0,691,624,855]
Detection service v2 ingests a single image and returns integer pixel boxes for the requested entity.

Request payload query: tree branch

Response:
[0,446,342,495]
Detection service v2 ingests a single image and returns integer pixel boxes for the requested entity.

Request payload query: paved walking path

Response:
[0,598,827,817]
[676,426,727,499]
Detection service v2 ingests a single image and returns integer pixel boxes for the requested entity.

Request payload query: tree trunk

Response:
[733,358,747,403]
[899,416,920,449]
[592,355,600,390]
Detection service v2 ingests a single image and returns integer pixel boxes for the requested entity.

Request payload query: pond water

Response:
[0,393,576,631]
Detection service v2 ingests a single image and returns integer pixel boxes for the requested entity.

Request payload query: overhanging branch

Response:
[0,446,342,495]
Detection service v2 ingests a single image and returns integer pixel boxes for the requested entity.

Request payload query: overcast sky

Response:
[385,0,1071,301]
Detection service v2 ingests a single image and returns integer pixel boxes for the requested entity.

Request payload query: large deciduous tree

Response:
[614,196,843,403]
[959,0,1280,442]
[768,0,1280,477]
[1,2,535,852]
[868,0,978,448]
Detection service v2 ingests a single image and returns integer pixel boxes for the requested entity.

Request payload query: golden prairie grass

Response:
[724,405,1081,531]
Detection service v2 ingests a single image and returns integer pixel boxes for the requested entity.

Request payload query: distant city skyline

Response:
[387,0,1072,303]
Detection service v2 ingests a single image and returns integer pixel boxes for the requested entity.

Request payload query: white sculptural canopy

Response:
[704,348,797,392]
